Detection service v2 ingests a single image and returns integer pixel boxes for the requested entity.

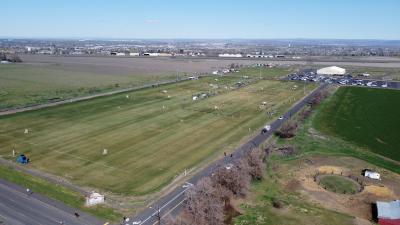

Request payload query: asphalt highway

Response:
[0,179,104,225]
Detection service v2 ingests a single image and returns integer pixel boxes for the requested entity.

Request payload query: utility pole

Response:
[150,205,161,225]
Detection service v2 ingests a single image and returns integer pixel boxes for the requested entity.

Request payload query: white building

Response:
[85,192,105,206]
[317,66,346,75]
[218,53,243,58]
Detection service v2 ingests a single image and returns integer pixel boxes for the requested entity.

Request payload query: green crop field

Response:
[314,87,400,162]
[0,76,315,195]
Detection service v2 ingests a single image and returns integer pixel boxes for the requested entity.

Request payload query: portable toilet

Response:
[17,154,29,164]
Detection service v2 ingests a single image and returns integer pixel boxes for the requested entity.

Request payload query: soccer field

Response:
[314,87,400,162]
[0,77,315,195]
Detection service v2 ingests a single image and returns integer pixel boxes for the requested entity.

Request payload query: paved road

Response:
[128,83,329,225]
[0,179,104,225]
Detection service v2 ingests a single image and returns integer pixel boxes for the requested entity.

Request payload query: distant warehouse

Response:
[317,66,346,75]
[218,53,243,58]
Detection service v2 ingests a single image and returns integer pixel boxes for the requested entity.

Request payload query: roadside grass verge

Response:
[0,164,122,221]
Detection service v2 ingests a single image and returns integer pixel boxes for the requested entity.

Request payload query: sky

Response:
[1,0,400,40]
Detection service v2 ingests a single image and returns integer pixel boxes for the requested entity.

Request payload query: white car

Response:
[132,221,141,225]
[261,125,271,133]
[278,116,283,120]
[382,84,388,88]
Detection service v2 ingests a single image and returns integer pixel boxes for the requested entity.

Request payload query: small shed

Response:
[363,169,381,180]
[86,192,105,206]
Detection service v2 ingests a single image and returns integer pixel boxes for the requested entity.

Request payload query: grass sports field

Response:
[314,87,400,162]
[0,58,290,109]
[0,76,315,195]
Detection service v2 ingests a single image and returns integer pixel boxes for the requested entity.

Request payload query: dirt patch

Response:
[363,185,395,198]
[308,128,328,140]
[280,156,400,222]
[317,166,349,175]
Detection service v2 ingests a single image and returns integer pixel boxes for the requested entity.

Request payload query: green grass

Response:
[0,64,291,110]
[318,175,359,194]
[0,75,316,195]
[0,164,121,221]
[313,87,400,162]
[0,64,179,109]
[234,163,353,225]
[270,87,400,174]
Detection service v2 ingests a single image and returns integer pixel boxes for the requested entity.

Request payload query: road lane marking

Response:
[139,187,190,225]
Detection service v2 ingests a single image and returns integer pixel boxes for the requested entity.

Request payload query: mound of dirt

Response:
[318,166,348,174]
[363,185,395,198]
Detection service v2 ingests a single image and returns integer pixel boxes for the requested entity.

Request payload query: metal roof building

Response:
[377,200,400,225]
[316,66,346,75]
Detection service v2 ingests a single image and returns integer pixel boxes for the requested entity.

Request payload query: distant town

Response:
[1,38,400,59]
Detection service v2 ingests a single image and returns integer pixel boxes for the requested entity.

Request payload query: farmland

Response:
[234,85,400,224]
[314,87,400,162]
[0,55,292,109]
[0,75,316,195]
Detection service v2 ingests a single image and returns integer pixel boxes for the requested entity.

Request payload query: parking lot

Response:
[288,69,400,89]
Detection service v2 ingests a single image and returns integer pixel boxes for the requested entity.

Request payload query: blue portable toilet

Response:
[17,154,29,164]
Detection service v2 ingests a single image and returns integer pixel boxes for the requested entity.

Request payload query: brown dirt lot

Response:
[279,156,400,223]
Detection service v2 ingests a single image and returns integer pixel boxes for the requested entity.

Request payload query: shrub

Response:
[276,120,298,138]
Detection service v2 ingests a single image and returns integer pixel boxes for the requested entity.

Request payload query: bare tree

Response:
[212,164,250,197]
[276,120,298,138]
[0,53,6,61]
[309,90,329,108]
[8,54,22,63]
[245,149,266,180]
[182,177,224,225]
